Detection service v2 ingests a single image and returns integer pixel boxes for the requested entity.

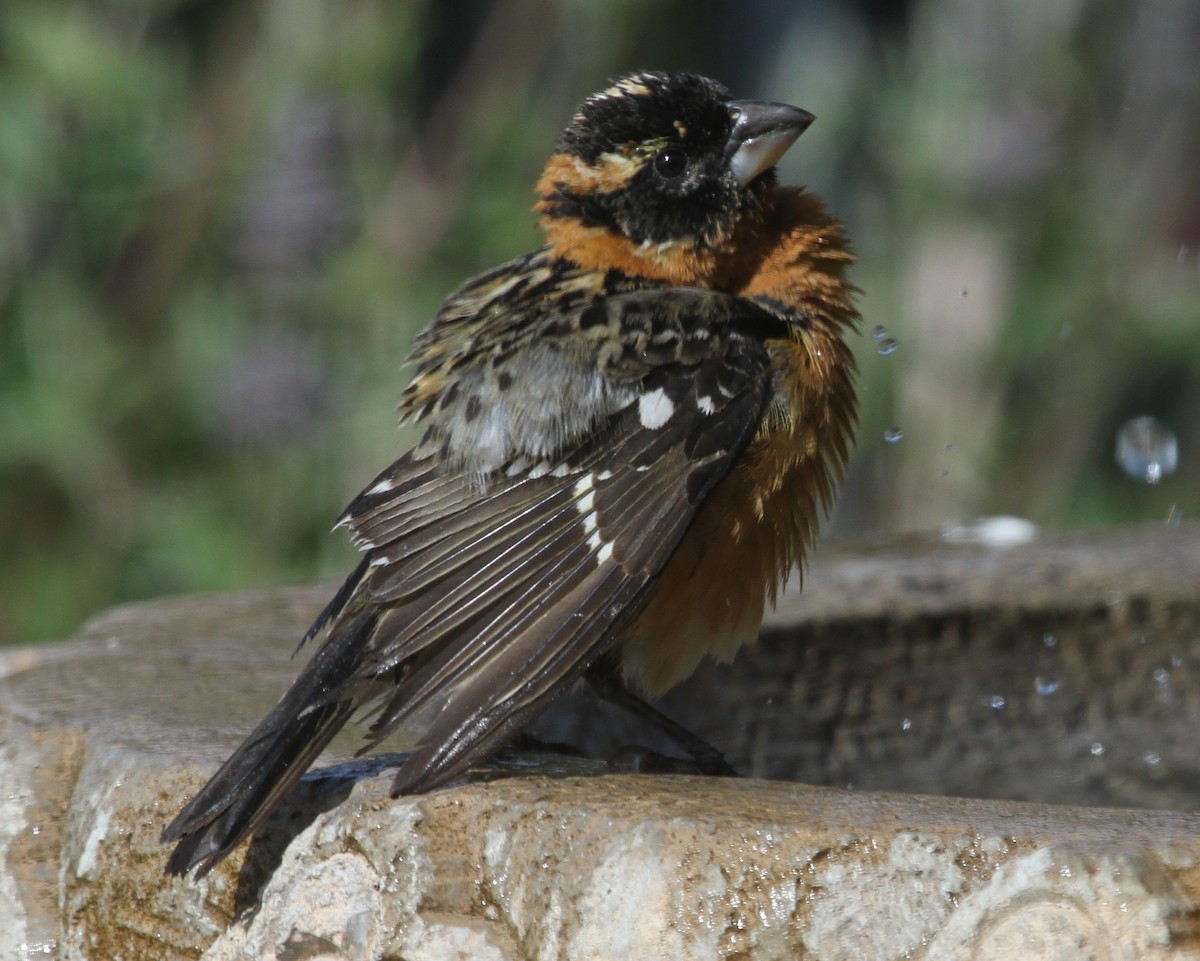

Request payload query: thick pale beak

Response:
[725,99,815,187]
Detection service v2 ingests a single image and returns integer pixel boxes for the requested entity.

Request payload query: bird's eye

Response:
[653,149,688,179]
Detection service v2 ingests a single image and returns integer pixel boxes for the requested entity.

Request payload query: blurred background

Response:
[1,0,1197,648]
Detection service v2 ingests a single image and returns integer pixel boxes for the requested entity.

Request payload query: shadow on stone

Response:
[234,754,408,918]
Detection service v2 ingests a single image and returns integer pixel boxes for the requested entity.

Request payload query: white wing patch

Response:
[638,388,674,429]
[573,473,614,564]
[697,395,716,415]
[573,475,598,534]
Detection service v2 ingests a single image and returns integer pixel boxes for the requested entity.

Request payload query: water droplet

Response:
[1166,504,1183,528]
[877,338,898,356]
[871,324,888,340]
[1115,416,1178,483]
[1034,676,1059,696]
[1179,245,1190,264]
[989,695,1006,710]
[884,427,904,444]
[1042,633,1057,649]
[1171,654,1183,668]
[1153,667,1170,685]
[941,516,1038,547]
[901,718,912,731]
[1143,751,1162,767]
[960,288,969,297]
[1090,741,1106,756]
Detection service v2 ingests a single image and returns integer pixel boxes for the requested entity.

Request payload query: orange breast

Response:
[614,186,858,698]
[615,461,772,697]
[615,344,851,697]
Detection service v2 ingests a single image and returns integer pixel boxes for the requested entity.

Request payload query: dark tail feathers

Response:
[162,611,377,878]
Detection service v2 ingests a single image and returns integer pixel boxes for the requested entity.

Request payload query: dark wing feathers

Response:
[391,563,641,795]
[340,328,773,795]
[368,482,584,604]
[362,485,592,659]
[358,494,598,712]
[163,286,777,875]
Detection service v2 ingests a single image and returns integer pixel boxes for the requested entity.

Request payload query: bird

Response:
[162,70,859,879]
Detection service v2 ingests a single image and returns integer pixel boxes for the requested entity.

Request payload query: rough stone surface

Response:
[2,522,1199,960]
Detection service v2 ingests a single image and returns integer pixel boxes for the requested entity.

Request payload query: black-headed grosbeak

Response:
[164,71,858,878]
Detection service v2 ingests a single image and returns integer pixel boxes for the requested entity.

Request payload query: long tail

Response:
[162,610,378,878]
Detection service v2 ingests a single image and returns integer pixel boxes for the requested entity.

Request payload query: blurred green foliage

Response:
[1,0,1197,646]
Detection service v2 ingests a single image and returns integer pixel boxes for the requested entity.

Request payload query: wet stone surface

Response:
[2,522,1199,959]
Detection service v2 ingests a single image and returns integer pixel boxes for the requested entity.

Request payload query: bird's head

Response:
[535,71,813,285]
